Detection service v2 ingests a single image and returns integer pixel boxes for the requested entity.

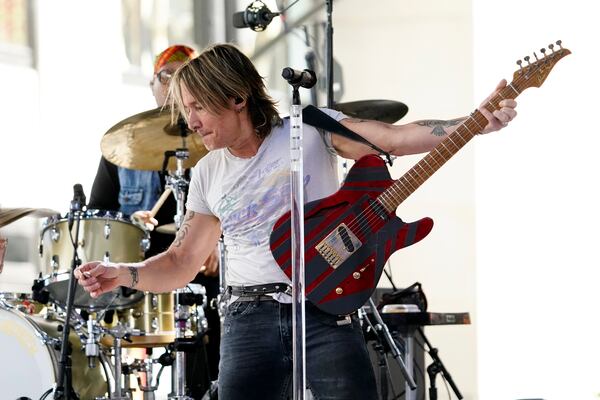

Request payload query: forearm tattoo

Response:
[128,266,139,288]
[415,118,465,137]
[173,211,196,248]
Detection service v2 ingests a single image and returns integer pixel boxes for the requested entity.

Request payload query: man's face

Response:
[180,84,244,152]
[150,61,184,107]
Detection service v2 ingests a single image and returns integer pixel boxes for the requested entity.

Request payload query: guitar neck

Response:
[377,83,522,212]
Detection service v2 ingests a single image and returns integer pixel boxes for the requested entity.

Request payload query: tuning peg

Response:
[524,55,531,65]
[533,51,539,61]
[540,48,547,57]
[548,43,555,53]
[556,40,563,49]
[516,59,523,70]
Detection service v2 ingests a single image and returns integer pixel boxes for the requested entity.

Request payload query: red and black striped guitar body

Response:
[270,42,570,315]
[270,155,433,315]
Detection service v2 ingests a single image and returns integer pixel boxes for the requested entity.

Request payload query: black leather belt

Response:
[229,282,291,297]
[235,295,276,302]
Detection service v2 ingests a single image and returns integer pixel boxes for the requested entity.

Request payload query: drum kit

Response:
[0,99,408,400]
[0,106,214,400]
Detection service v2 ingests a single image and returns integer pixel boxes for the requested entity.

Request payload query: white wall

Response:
[474,1,600,399]
[334,0,479,397]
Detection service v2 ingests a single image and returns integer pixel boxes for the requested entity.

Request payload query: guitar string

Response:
[344,111,490,238]
[282,52,555,260]
[340,71,530,242]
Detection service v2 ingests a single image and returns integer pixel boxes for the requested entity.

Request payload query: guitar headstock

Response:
[513,40,571,91]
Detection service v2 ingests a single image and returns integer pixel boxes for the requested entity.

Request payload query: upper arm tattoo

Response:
[415,118,465,137]
[173,211,196,248]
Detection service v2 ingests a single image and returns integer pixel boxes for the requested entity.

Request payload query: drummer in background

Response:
[88,45,221,389]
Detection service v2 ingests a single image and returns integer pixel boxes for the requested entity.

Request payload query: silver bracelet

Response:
[128,266,139,288]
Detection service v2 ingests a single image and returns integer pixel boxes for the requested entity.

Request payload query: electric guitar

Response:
[270,42,570,315]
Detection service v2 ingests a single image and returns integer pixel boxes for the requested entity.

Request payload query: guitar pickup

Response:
[316,223,362,269]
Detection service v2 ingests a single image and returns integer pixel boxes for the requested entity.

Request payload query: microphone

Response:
[232,1,280,32]
[73,183,86,210]
[68,184,86,230]
[281,68,317,89]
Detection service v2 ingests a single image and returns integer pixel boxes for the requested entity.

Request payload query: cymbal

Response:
[332,100,409,124]
[101,107,209,171]
[0,208,59,228]
[156,223,176,234]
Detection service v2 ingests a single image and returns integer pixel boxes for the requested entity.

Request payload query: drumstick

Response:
[149,187,172,218]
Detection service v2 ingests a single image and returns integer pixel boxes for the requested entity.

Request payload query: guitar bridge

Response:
[315,223,362,269]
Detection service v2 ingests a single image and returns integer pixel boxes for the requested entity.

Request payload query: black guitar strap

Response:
[301,104,393,166]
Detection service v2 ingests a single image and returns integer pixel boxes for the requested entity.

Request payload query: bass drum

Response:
[39,209,148,310]
[0,306,110,399]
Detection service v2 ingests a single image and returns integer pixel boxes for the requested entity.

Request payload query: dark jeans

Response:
[218,299,378,400]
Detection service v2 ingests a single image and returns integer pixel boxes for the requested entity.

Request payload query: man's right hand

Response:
[75,261,125,298]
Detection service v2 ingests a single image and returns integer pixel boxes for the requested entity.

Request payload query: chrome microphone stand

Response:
[282,67,318,400]
[163,127,193,399]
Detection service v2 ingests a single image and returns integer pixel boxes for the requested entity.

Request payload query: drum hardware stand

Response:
[54,186,86,400]
[168,290,204,400]
[161,118,198,399]
[418,327,463,400]
[120,363,136,399]
[102,323,141,400]
[127,356,166,400]
[85,314,101,368]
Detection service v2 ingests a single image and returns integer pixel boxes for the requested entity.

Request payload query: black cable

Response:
[39,388,53,400]
[100,354,113,396]
[441,369,452,400]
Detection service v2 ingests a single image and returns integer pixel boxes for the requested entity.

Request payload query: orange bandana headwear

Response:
[154,45,197,74]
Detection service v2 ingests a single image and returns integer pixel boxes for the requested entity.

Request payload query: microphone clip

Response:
[234,1,280,32]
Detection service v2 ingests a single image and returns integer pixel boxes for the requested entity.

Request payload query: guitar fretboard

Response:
[377,83,523,213]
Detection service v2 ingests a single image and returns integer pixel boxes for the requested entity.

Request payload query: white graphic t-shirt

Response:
[186,108,346,288]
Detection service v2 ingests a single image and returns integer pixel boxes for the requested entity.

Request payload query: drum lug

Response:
[51,255,60,274]
[51,226,60,242]
[104,221,111,239]
[141,238,151,253]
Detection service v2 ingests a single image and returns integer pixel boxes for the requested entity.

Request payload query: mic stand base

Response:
[418,327,463,400]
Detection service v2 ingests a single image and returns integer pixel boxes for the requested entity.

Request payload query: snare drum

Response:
[0,306,110,399]
[39,209,149,310]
